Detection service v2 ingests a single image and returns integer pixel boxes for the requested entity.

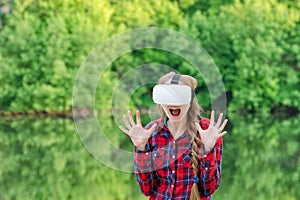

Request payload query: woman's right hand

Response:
[119,110,156,150]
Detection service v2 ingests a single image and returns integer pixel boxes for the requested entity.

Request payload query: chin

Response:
[167,114,183,122]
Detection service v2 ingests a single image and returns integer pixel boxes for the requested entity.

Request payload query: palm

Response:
[128,125,153,147]
[195,111,228,152]
[119,110,156,150]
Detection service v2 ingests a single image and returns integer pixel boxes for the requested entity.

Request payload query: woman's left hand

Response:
[195,110,228,152]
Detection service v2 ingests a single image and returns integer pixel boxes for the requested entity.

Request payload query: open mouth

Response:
[169,108,181,117]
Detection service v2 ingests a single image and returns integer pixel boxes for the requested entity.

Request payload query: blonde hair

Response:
[157,71,203,200]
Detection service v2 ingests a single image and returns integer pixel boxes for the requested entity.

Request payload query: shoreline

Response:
[0,106,299,119]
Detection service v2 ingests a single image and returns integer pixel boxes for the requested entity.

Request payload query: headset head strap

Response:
[170,74,181,84]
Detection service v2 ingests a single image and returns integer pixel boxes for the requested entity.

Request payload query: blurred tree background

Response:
[0,0,299,115]
[0,0,299,200]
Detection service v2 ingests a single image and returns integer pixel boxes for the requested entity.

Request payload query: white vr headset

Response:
[152,74,193,106]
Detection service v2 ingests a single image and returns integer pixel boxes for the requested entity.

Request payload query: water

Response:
[0,113,299,200]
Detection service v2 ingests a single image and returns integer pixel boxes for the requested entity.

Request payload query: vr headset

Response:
[152,74,194,106]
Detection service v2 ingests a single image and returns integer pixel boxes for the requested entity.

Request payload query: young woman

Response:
[119,72,228,200]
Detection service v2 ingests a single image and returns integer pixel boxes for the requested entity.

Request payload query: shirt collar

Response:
[162,117,189,141]
[164,117,168,127]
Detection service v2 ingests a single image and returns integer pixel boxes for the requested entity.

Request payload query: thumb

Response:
[194,122,204,133]
[147,123,157,135]
[218,131,227,138]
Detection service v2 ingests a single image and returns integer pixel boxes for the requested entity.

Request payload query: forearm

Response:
[198,137,223,196]
[134,146,155,196]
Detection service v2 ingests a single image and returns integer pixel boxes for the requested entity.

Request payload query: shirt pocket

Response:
[152,149,170,171]
[152,150,171,180]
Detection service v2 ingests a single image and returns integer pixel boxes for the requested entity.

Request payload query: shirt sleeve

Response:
[133,121,162,196]
[133,144,156,196]
[198,136,223,196]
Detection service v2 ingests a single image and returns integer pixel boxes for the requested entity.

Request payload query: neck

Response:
[167,117,188,139]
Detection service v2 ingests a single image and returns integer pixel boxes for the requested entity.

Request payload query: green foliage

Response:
[176,0,235,15]
[0,0,114,112]
[1,2,299,199]
[182,0,300,115]
[110,0,184,29]
[0,0,299,116]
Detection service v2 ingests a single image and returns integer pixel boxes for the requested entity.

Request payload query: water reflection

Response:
[0,114,299,200]
[214,114,300,200]
[0,117,140,200]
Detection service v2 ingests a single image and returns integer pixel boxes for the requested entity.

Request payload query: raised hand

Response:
[119,110,156,150]
[195,111,228,152]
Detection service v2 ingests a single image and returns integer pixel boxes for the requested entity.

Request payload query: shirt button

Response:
[172,170,175,173]
[172,155,175,159]
[171,184,174,188]
[205,167,208,171]
[204,154,207,158]
[145,152,149,155]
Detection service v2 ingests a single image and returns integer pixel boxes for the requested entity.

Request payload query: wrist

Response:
[135,144,147,151]
[136,146,145,151]
[203,144,213,154]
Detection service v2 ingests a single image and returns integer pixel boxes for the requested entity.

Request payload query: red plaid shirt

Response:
[134,117,223,200]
